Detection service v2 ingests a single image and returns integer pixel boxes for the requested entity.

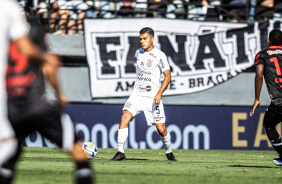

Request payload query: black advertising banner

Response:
[84,19,275,98]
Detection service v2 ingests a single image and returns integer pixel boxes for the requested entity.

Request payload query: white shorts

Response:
[123,93,166,126]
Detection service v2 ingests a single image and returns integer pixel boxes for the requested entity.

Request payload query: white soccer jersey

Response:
[0,0,28,139]
[132,47,170,97]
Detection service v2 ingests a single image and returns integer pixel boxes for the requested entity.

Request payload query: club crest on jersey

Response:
[125,102,132,108]
[146,59,153,67]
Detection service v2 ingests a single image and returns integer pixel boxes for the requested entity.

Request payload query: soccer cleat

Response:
[111,151,126,161]
[166,152,177,161]
[273,157,282,166]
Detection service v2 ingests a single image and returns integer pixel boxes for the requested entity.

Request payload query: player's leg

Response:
[0,100,38,184]
[111,110,132,161]
[155,123,176,161]
[263,105,282,165]
[37,102,94,184]
[0,99,18,184]
[0,137,23,184]
[0,137,17,167]
[0,127,17,168]
[0,137,17,184]
[118,110,132,150]
[0,98,17,168]
[60,113,94,183]
[69,141,94,184]
[111,93,141,161]
[145,100,176,161]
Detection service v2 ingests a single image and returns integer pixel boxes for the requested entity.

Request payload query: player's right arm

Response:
[42,53,69,106]
[15,35,48,64]
[250,54,264,116]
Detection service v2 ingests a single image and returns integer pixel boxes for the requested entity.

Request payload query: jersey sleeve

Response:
[135,49,140,58]
[159,52,170,73]
[8,1,28,41]
[254,52,266,66]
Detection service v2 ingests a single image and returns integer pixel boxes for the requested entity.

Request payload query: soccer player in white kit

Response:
[111,27,177,161]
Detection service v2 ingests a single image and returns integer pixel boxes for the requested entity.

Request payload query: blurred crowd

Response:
[18,0,282,35]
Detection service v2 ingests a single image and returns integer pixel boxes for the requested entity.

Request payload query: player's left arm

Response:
[250,64,264,116]
[154,70,171,105]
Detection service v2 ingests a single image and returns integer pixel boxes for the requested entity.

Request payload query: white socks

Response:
[0,138,17,166]
[117,128,128,153]
[161,133,172,154]
[117,128,172,154]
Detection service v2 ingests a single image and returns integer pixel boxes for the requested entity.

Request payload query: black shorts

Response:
[263,103,282,128]
[8,98,78,151]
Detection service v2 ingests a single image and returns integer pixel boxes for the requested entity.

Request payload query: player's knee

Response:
[263,121,274,129]
[157,128,167,137]
[120,114,126,122]
[120,118,128,128]
[120,112,131,127]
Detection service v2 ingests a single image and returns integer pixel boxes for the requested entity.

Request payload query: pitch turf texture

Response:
[13,148,282,184]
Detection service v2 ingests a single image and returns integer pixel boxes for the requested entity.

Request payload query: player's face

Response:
[140,33,154,52]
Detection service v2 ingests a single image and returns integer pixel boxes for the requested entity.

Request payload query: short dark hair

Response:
[140,27,154,37]
[269,29,282,46]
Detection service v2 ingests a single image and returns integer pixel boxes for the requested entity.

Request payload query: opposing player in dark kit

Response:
[0,17,94,184]
[111,27,177,161]
[250,29,282,166]
[0,0,46,170]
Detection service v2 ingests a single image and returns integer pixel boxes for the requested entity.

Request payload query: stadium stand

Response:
[20,0,282,35]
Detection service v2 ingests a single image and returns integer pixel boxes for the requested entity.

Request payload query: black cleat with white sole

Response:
[166,152,177,161]
[111,151,126,161]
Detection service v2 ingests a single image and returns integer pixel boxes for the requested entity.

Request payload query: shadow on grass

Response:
[126,158,148,161]
[229,165,277,168]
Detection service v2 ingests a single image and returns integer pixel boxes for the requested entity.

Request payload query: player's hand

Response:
[154,94,161,105]
[249,99,260,116]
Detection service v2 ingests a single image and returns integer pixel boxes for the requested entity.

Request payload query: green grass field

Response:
[12,147,282,184]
